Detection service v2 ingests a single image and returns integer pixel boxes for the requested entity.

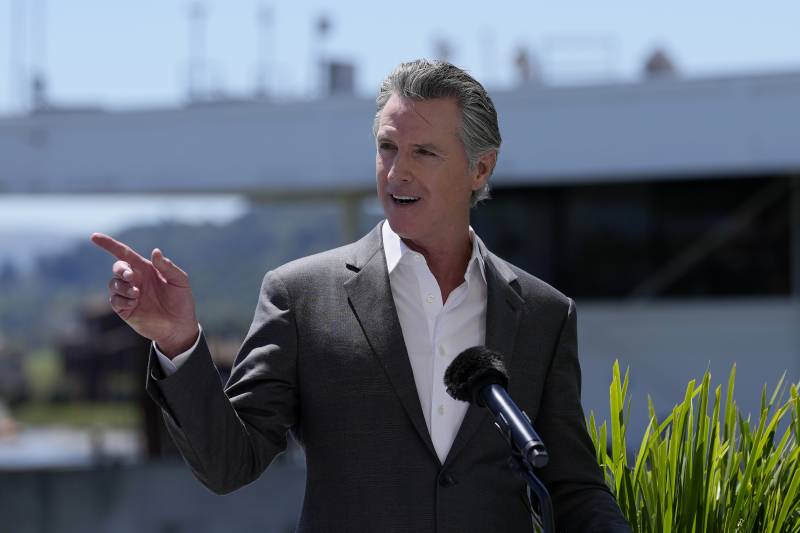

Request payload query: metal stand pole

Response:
[509,453,555,533]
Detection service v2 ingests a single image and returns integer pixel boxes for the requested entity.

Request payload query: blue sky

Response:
[2,0,799,113]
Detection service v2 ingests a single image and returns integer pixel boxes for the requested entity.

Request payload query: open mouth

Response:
[391,194,420,205]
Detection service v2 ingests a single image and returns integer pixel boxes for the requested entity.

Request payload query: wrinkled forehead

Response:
[376,94,462,139]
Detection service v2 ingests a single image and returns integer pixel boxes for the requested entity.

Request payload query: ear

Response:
[471,150,497,191]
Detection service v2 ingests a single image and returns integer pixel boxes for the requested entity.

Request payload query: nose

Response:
[386,153,413,183]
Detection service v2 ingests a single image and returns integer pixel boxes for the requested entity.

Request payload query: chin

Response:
[385,215,420,240]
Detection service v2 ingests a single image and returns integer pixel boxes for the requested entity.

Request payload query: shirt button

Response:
[426,294,434,304]
[438,345,446,357]
[414,253,423,261]
[437,405,445,416]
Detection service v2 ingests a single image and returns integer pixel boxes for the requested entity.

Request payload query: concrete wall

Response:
[577,297,800,440]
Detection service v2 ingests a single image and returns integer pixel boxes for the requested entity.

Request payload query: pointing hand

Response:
[90,233,200,358]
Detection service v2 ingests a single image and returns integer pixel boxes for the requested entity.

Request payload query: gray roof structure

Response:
[1,71,798,195]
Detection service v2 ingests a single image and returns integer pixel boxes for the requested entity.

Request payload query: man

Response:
[93,59,630,532]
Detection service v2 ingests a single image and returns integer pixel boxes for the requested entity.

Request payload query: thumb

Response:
[151,248,189,286]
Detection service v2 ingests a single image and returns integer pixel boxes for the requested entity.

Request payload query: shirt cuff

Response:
[154,325,203,376]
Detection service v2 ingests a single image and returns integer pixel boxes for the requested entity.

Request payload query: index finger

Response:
[90,233,147,266]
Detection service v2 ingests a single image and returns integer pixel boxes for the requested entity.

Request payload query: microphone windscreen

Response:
[444,346,509,405]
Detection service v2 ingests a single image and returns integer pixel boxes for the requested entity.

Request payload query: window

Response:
[472,176,791,298]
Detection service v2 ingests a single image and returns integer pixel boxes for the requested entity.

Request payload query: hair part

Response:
[373,59,501,207]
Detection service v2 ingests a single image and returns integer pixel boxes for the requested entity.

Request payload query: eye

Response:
[416,148,435,156]
[378,142,396,151]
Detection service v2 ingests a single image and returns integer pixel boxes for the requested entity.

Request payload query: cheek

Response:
[375,161,385,188]
[375,154,389,177]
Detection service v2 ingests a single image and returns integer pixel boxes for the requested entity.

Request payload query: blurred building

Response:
[1,70,799,438]
[57,299,177,458]
[59,299,147,402]
[0,337,27,404]
[323,60,356,97]
[643,47,679,79]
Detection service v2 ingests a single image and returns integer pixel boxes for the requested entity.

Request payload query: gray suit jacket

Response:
[146,223,631,533]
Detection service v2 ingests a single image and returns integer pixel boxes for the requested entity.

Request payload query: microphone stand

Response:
[486,397,555,532]
[483,392,555,532]
[508,451,555,533]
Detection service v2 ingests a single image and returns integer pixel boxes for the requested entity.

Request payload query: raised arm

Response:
[91,233,299,494]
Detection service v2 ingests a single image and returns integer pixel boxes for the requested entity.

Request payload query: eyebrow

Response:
[414,142,439,151]
[376,135,440,152]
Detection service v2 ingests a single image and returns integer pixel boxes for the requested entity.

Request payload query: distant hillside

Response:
[0,231,76,271]
[0,203,344,348]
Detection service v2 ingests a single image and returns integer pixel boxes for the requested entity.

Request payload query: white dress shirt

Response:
[156,220,488,463]
[382,221,488,463]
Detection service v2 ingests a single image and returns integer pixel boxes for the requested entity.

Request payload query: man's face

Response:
[375,95,488,248]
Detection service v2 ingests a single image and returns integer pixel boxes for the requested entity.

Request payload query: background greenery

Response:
[0,203,344,350]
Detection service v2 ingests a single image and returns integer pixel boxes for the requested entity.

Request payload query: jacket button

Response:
[439,473,457,487]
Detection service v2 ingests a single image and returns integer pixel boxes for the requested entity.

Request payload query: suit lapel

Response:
[444,254,523,467]
[343,226,438,461]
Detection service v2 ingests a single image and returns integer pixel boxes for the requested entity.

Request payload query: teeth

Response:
[392,195,419,201]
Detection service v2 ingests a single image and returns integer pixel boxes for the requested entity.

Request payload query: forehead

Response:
[377,94,461,140]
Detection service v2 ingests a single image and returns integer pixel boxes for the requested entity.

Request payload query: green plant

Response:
[588,361,800,533]
[12,401,141,428]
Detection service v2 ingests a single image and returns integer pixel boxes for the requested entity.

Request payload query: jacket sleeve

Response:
[535,298,632,533]
[145,270,299,494]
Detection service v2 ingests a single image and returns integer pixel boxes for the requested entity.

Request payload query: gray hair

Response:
[373,59,501,206]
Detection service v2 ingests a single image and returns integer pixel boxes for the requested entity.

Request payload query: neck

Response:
[402,228,473,302]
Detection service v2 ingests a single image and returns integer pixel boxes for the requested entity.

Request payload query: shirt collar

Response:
[381,220,487,284]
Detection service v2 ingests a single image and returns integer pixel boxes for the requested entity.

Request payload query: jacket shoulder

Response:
[268,225,381,290]
[275,242,355,274]
[267,242,357,290]
[489,252,572,311]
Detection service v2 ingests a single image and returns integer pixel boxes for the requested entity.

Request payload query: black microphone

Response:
[444,346,549,468]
